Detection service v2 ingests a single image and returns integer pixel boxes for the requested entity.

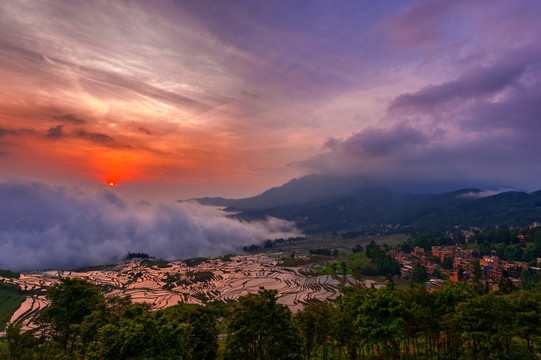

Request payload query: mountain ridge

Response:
[186,175,541,233]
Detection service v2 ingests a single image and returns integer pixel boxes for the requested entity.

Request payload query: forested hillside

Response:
[273,189,541,233]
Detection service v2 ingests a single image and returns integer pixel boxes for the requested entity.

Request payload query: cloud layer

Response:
[0,180,299,271]
[301,0,541,192]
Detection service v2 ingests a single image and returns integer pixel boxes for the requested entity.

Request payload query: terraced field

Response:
[1,253,384,331]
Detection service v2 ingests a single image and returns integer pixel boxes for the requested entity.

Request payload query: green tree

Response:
[442,257,453,270]
[429,282,475,358]
[293,300,336,360]
[509,290,541,357]
[472,260,482,280]
[3,322,42,359]
[164,303,219,360]
[400,240,413,254]
[340,261,348,276]
[337,287,367,358]
[356,288,408,359]
[455,293,515,359]
[521,269,535,290]
[411,263,428,284]
[38,278,105,351]
[92,305,189,360]
[224,289,301,360]
[498,270,516,294]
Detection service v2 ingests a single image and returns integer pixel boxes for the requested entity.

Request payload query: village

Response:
[389,244,541,291]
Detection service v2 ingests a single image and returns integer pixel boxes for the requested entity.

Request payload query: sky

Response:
[2,0,541,199]
[1,0,541,269]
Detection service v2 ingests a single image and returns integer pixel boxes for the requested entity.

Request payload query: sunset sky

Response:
[2,0,541,200]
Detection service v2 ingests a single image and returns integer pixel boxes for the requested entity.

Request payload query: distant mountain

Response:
[233,187,427,232]
[187,174,374,210]
[187,175,541,234]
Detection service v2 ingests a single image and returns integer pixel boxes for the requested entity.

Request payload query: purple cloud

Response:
[299,0,541,193]
[325,125,429,158]
[389,51,538,115]
[301,49,541,191]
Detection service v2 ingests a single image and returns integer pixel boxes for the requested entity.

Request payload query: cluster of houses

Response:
[388,245,541,290]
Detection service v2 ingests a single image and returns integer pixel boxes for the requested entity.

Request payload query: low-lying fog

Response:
[0,179,300,271]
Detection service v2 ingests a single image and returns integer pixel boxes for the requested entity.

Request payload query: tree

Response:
[509,291,541,357]
[340,261,348,276]
[455,293,515,359]
[498,270,516,294]
[356,288,408,359]
[165,303,219,360]
[457,267,465,282]
[224,289,301,360]
[4,322,42,359]
[400,240,414,254]
[521,269,535,290]
[337,287,368,358]
[92,305,190,360]
[38,278,105,350]
[472,260,482,280]
[431,282,475,358]
[294,300,336,360]
[411,263,428,284]
[442,257,453,270]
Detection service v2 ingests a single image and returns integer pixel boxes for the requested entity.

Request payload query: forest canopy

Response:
[2,278,541,359]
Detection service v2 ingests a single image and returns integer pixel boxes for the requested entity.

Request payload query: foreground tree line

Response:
[1,278,541,360]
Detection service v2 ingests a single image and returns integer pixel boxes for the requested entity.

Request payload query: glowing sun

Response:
[105,175,119,187]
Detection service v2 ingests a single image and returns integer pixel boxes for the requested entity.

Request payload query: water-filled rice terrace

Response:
[1,254,383,330]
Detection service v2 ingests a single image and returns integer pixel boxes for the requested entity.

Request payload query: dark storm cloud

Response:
[74,130,116,145]
[53,114,86,124]
[1,128,16,138]
[137,127,151,135]
[0,126,35,138]
[0,179,300,271]
[46,125,63,138]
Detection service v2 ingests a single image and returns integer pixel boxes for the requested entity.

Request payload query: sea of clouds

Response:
[0,179,300,271]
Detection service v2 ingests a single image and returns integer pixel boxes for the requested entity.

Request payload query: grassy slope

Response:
[0,282,25,330]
